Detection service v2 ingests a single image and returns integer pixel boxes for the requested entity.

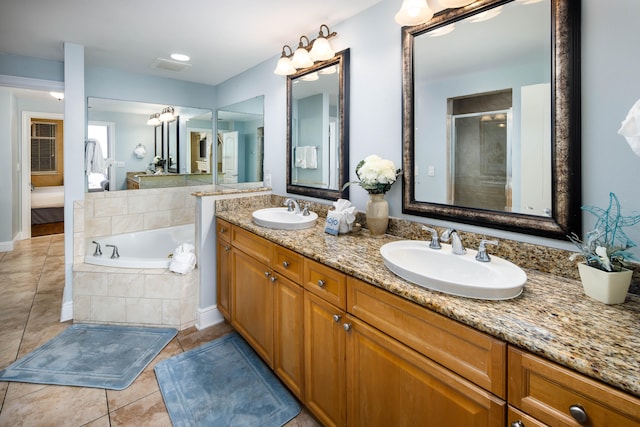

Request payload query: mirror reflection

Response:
[87,97,214,191]
[414,0,550,215]
[403,0,580,238]
[216,96,264,184]
[287,49,349,200]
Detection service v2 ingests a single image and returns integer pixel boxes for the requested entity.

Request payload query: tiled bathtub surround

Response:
[73,264,198,329]
[216,195,640,397]
[72,186,207,330]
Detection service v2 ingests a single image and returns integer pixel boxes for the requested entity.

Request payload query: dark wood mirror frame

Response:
[401,0,581,239]
[286,49,350,201]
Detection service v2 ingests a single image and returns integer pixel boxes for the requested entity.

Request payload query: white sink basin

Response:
[380,240,526,300]
[252,207,318,230]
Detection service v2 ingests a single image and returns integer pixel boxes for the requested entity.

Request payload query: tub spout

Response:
[92,241,102,256]
[106,244,120,259]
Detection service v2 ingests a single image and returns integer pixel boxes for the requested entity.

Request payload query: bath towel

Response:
[618,98,640,157]
[295,146,318,169]
[85,139,106,175]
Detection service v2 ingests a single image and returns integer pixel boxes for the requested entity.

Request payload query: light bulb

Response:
[395,0,434,26]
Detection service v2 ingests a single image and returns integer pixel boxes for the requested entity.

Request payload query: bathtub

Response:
[85,224,195,269]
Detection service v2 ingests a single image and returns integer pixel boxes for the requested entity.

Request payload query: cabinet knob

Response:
[333,314,342,322]
[317,279,326,288]
[264,271,271,277]
[224,245,230,252]
[270,276,277,282]
[343,323,352,331]
[511,422,525,427]
[569,404,588,424]
[220,227,226,233]
[283,261,290,268]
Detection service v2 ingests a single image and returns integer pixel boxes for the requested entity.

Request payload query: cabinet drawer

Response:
[272,244,303,283]
[231,225,271,265]
[216,218,232,243]
[303,258,346,310]
[508,346,640,426]
[347,277,506,398]
[508,406,547,427]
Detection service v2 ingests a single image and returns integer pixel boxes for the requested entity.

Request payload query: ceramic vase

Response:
[577,262,633,305]
[366,193,389,237]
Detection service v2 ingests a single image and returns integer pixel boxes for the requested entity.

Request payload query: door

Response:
[221,131,239,183]
[274,275,304,400]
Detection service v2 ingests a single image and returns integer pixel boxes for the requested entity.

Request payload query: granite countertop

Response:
[192,185,271,197]
[215,208,640,398]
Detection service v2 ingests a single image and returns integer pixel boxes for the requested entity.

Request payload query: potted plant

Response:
[344,155,401,237]
[568,193,640,304]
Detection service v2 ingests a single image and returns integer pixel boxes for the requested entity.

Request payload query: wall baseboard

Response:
[0,239,15,252]
[60,300,73,322]
[195,305,224,330]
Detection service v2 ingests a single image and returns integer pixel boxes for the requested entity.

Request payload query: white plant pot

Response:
[577,263,633,305]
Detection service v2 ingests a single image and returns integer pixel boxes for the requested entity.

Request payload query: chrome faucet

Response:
[475,239,499,262]
[105,244,120,259]
[421,226,441,250]
[91,241,102,256]
[302,203,310,216]
[284,198,301,214]
[441,229,466,255]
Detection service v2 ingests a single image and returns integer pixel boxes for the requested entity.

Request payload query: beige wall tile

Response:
[127,194,159,214]
[94,197,128,217]
[108,273,144,298]
[143,210,171,230]
[73,295,91,321]
[162,300,180,326]
[85,217,112,238]
[144,275,180,299]
[92,296,126,322]
[73,272,108,296]
[111,214,144,235]
[126,298,162,325]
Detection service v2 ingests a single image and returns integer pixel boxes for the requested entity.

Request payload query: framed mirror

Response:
[402,0,580,239]
[216,96,264,184]
[167,117,179,173]
[154,124,163,157]
[286,49,350,200]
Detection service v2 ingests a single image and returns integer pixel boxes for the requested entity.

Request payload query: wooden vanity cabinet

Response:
[345,314,505,427]
[215,219,232,319]
[508,346,640,426]
[228,224,305,400]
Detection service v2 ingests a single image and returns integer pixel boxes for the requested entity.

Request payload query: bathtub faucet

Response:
[106,244,120,259]
[91,241,102,256]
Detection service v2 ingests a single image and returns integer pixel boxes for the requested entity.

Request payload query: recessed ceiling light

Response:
[50,91,64,100]
[170,53,190,62]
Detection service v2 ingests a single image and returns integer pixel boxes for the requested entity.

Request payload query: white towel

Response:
[85,139,106,175]
[295,146,318,169]
[618,98,640,157]
[169,243,197,275]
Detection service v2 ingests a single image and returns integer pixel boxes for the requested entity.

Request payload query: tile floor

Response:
[0,234,320,427]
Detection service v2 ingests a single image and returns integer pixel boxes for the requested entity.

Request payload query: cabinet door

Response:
[274,274,304,400]
[304,291,346,427]
[216,239,231,320]
[231,248,274,367]
[345,315,506,427]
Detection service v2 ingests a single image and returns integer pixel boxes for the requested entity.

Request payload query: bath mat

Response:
[155,332,300,427]
[0,324,177,390]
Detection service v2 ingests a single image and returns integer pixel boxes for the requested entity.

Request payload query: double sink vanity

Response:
[214,198,640,427]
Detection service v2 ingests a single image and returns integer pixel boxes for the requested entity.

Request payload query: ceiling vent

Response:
[151,58,192,72]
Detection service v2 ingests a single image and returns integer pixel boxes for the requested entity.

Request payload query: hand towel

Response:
[618,98,640,157]
[85,139,106,175]
[305,146,318,169]
[295,146,308,168]
[333,198,356,233]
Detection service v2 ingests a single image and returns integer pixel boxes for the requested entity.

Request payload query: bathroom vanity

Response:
[215,210,640,427]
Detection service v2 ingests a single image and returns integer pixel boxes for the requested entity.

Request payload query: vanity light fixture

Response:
[394,0,434,26]
[301,72,319,82]
[159,106,175,122]
[428,23,455,37]
[146,113,161,126]
[273,24,338,76]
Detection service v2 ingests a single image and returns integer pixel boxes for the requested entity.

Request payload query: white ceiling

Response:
[0,0,383,87]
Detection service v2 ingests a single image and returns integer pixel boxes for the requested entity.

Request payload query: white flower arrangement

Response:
[344,154,402,194]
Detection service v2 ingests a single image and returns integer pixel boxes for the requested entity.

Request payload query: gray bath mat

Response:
[155,332,300,427]
[0,323,177,390]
